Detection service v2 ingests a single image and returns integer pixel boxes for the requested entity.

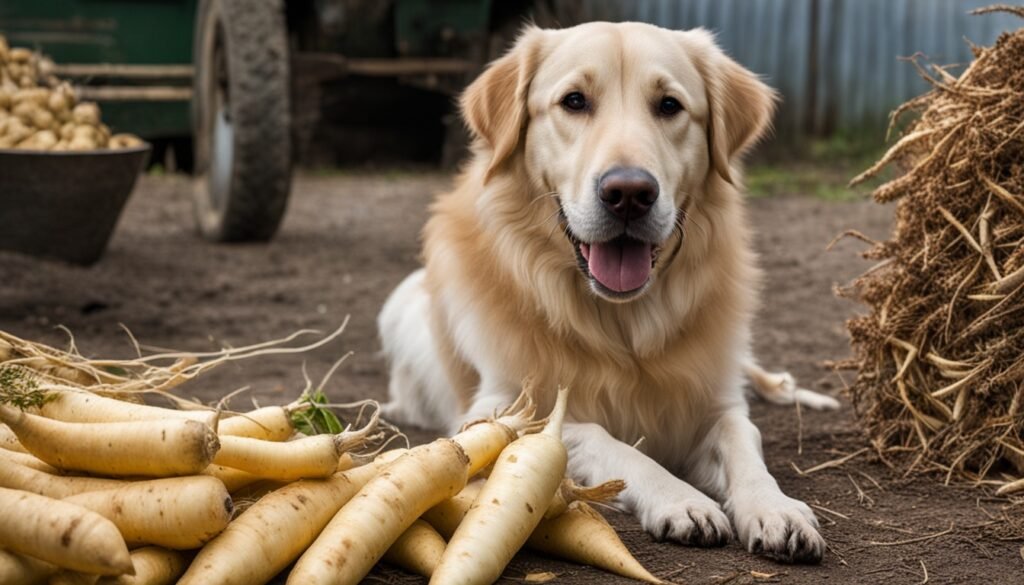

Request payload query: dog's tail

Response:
[743,360,840,411]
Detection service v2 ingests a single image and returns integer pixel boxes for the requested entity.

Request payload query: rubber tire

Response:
[192,0,292,242]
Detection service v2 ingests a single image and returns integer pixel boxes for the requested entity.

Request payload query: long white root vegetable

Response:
[0,422,27,452]
[213,434,342,481]
[218,406,294,441]
[202,464,263,493]
[63,477,233,549]
[0,487,133,576]
[424,480,659,583]
[212,410,379,481]
[37,388,218,428]
[47,570,101,585]
[0,444,59,473]
[287,391,540,585]
[527,502,664,584]
[96,547,189,585]
[178,451,405,585]
[0,405,219,477]
[423,477,623,537]
[287,439,470,585]
[430,387,571,585]
[0,459,125,498]
[382,519,446,578]
[0,548,57,584]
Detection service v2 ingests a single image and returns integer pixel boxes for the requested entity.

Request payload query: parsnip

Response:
[96,547,189,585]
[423,477,623,537]
[37,388,218,428]
[178,451,405,585]
[0,443,59,473]
[382,519,446,578]
[212,409,379,480]
[0,548,58,584]
[0,459,125,498]
[213,434,341,481]
[0,422,28,452]
[431,387,571,585]
[48,570,99,585]
[218,406,294,441]
[202,464,263,493]
[528,502,663,584]
[0,487,133,576]
[424,480,659,583]
[63,476,233,549]
[0,405,219,477]
[287,392,540,585]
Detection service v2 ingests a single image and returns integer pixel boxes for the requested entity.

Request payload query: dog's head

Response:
[462,22,776,302]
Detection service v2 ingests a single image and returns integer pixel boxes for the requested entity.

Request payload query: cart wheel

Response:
[192,0,292,242]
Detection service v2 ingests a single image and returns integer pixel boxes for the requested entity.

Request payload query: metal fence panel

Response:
[569,0,1019,138]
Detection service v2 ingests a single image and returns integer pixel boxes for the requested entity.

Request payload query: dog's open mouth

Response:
[568,232,661,296]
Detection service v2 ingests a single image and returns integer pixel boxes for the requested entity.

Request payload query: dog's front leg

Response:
[563,422,733,547]
[700,412,825,563]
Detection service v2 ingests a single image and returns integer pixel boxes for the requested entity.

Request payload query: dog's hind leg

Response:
[742,358,840,411]
[378,269,459,430]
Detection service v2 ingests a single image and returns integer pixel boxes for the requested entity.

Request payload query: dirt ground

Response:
[1,172,1021,584]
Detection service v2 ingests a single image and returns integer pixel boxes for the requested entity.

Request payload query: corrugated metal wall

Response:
[564,0,1020,138]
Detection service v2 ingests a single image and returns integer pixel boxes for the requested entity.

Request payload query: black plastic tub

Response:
[0,145,150,265]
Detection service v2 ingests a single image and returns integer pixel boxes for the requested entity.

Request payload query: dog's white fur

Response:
[379,21,836,563]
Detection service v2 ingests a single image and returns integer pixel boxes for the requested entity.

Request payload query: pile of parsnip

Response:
[0,330,665,585]
[0,35,142,151]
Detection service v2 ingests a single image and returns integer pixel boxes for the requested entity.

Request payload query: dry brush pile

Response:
[839,5,1024,497]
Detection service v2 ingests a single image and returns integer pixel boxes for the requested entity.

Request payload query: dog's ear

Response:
[461,27,545,181]
[686,30,778,185]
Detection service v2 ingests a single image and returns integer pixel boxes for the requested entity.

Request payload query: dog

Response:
[378,21,838,563]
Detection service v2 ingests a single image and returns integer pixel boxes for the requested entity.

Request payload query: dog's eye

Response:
[658,97,683,116]
[561,92,589,112]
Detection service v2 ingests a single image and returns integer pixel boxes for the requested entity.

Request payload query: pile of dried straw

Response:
[840,5,1024,492]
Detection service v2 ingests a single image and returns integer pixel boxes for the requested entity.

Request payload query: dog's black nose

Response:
[598,167,659,220]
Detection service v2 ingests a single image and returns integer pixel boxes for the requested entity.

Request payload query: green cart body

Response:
[0,0,537,241]
[0,0,196,140]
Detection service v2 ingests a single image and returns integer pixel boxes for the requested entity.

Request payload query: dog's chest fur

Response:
[424,176,755,468]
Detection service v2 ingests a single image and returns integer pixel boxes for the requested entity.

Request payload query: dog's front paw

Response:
[639,496,733,547]
[731,493,824,563]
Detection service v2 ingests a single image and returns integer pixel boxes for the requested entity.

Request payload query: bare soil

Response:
[1,173,1020,584]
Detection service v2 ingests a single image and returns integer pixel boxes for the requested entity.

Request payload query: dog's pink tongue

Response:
[588,239,652,292]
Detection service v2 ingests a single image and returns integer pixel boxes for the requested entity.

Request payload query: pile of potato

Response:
[0,35,142,151]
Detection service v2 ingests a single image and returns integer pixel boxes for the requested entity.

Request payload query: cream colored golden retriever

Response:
[379,21,837,563]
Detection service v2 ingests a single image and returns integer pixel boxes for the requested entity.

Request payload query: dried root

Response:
[838,10,1024,502]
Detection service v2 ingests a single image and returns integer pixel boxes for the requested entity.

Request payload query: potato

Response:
[0,89,10,110]
[29,107,53,130]
[0,35,9,62]
[59,121,75,140]
[72,124,96,142]
[9,48,31,63]
[72,102,100,126]
[49,84,74,111]
[96,123,110,146]
[4,117,31,143]
[18,129,57,150]
[47,91,68,113]
[51,140,69,151]
[68,135,97,150]
[11,101,37,124]
[37,57,55,79]
[12,88,48,106]
[109,133,144,149]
